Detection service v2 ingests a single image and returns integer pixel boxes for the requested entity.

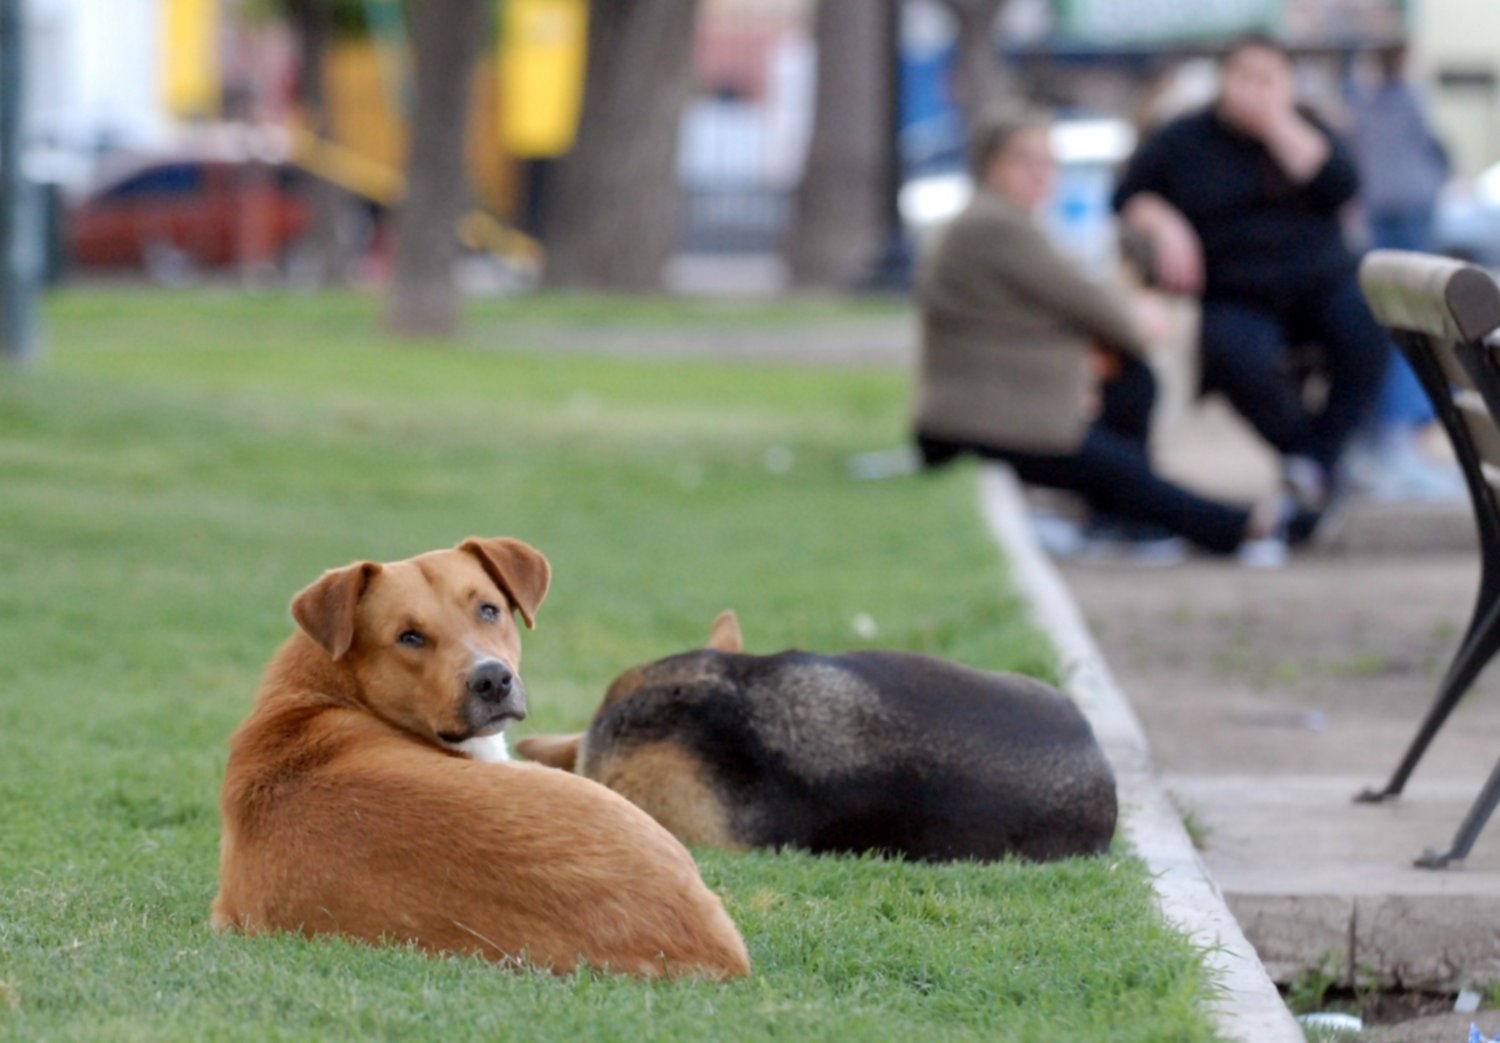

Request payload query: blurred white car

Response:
[898,116,1137,277]
[1434,162,1500,269]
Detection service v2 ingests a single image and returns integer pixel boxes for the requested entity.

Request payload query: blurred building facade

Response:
[1418,0,1500,178]
[687,0,1500,276]
[26,0,166,189]
[17,0,1500,280]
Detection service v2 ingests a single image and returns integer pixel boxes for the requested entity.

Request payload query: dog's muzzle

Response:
[439,661,527,744]
[468,660,518,707]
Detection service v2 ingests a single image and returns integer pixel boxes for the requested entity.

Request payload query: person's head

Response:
[969,105,1054,214]
[1218,33,1297,123]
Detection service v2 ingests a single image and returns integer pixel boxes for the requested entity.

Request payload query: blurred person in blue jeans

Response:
[1347,43,1463,501]
[1113,34,1386,517]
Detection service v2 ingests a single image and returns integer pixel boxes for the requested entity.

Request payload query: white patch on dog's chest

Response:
[454,732,511,763]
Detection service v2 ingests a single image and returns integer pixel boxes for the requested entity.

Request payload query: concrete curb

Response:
[977,465,1306,1043]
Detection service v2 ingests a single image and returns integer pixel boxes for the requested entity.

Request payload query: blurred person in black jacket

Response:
[1114,34,1386,518]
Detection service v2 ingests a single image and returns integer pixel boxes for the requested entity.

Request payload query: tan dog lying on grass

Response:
[519,611,1116,863]
[212,538,750,979]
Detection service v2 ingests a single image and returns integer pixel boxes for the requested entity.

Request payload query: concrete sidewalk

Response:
[1056,401,1500,1038]
[982,467,1306,1041]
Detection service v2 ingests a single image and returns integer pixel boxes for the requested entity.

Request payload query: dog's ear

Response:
[515,733,581,772]
[461,537,551,629]
[706,610,743,653]
[291,562,382,660]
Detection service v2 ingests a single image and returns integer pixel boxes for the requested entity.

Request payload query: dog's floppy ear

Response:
[515,733,581,772]
[291,562,382,660]
[706,610,743,653]
[461,537,551,629]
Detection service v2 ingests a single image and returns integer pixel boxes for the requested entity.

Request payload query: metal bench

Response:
[1355,250,1500,868]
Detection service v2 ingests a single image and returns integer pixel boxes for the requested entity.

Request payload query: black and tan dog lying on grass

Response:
[517,612,1117,862]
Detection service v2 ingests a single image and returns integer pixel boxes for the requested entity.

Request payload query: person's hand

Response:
[1090,347,1123,381]
[1123,194,1204,295]
[1132,291,1179,347]
[1258,107,1332,184]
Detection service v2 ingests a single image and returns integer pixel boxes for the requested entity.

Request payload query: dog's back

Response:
[572,646,1116,862]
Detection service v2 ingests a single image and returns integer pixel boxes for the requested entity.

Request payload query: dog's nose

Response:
[467,661,515,704]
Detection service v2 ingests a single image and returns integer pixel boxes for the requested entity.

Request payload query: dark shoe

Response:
[1283,503,1323,546]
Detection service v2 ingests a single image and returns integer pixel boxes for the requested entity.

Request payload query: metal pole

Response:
[859,0,911,291]
[1,0,40,364]
[883,0,905,262]
[858,0,912,289]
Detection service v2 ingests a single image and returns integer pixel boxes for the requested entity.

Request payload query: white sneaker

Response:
[1344,428,1467,504]
[1368,448,1466,504]
[1030,512,1087,557]
[1284,455,1330,512]
[1071,521,1188,568]
[1082,535,1187,568]
[1237,536,1289,570]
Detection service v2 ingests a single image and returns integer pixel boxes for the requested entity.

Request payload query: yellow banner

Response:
[499,0,588,158]
[161,0,220,117]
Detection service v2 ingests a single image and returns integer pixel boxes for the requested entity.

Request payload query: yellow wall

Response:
[321,41,516,216]
[499,0,588,158]
[324,41,407,176]
[161,0,220,117]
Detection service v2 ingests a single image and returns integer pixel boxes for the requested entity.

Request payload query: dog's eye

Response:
[477,603,500,623]
[397,630,427,649]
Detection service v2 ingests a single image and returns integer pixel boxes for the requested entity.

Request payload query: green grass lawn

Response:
[0,289,1220,1041]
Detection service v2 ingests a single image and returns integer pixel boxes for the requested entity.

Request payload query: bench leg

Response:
[1415,754,1500,868]
[1355,596,1500,804]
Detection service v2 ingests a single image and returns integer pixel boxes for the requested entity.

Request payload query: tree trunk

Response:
[936,0,1008,124]
[542,0,700,292]
[784,0,890,289]
[385,0,486,336]
[286,0,350,286]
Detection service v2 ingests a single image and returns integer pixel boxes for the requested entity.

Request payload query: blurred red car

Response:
[66,157,379,282]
